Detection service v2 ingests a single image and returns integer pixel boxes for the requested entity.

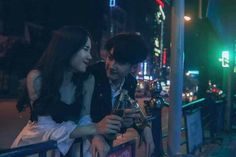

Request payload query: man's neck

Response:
[110,78,125,91]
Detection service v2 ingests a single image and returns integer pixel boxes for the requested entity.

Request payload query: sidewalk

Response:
[196,132,236,157]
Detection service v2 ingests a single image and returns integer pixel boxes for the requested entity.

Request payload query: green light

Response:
[222,50,229,67]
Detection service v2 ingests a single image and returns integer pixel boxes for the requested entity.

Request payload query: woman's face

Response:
[70,37,92,72]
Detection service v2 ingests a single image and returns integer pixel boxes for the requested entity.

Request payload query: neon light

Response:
[187,70,199,75]
[162,48,167,65]
[184,16,191,21]
[144,75,153,80]
[140,62,143,75]
[222,50,229,67]
[109,0,116,7]
[159,5,166,20]
[155,38,159,47]
[154,48,161,54]
[144,62,147,75]
[155,0,164,8]
[222,51,229,58]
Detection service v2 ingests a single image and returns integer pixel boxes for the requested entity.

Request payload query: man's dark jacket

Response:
[88,61,137,123]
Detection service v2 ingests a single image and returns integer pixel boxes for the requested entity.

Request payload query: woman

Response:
[12,26,121,157]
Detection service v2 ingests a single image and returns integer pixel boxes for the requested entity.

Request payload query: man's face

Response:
[105,49,131,82]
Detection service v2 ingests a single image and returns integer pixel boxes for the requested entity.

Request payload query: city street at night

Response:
[1,0,236,156]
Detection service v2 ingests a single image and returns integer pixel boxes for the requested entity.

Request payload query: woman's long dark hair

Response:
[17,26,91,122]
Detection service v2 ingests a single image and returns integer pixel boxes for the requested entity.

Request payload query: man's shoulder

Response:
[126,73,137,84]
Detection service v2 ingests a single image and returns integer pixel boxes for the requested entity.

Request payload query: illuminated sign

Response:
[222,50,229,67]
[155,0,164,8]
[109,0,116,7]
[186,70,200,76]
[162,48,167,66]
[155,5,166,23]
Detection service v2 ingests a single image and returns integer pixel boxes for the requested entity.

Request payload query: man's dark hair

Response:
[104,33,149,65]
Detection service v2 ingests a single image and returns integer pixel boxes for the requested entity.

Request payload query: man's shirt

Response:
[88,61,137,123]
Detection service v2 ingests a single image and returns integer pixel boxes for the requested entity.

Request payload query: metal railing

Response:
[0,140,57,157]
[0,139,136,157]
[161,98,207,154]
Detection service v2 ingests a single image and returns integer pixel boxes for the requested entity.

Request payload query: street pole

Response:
[167,0,185,156]
[225,43,234,131]
[225,66,232,130]
[198,0,203,19]
[160,21,164,69]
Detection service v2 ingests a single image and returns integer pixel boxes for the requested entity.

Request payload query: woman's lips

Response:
[83,61,89,66]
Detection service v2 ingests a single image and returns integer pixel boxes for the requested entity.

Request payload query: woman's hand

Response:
[96,115,122,135]
[91,135,110,157]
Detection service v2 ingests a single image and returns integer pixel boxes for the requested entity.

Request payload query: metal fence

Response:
[0,139,136,157]
[0,140,57,157]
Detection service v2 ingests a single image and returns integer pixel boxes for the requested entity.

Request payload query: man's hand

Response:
[91,135,110,157]
[123,108,140,128]
[96,115,122,135]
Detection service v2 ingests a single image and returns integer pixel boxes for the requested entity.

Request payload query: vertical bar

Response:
[39,151,46,157]
[160,21,164,68]
[225,43,234,131]
[167,0,185,156]
[198,0,202,19]
[183,111,190,154]
[131,140,136,157]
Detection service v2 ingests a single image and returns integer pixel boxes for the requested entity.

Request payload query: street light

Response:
[184,16,191,21]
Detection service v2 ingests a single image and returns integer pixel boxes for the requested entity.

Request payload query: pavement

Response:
[196,132,236,157]
[1,99,236,157]
[0,99,29,150]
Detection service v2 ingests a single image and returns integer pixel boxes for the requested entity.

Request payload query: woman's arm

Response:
[70,74,122,138]
[69,124,97,138]
[80,74,95,117]
[70,114,123,138]
[70,74,96,138]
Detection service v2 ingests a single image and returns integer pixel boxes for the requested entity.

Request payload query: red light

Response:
[162,48,167,65]
[155,0,165,8]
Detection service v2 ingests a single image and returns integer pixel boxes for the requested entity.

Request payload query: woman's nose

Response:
[88,53,92,60]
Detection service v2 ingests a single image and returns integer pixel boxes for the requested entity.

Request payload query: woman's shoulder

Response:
[87,73,94,80]
[83,74,95,85]
[26,69,42,90]
[27,69,41,81]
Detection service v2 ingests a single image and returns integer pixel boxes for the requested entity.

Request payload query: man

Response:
[89,33,155,156]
